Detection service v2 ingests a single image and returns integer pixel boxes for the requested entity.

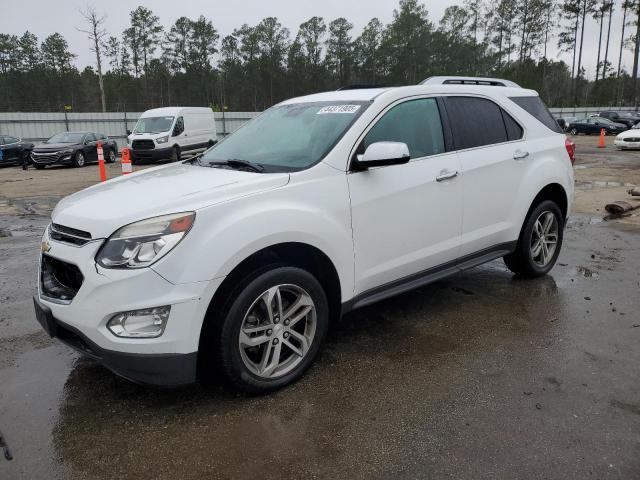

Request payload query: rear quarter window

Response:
[509,96,562,133]
[444,96,513,150]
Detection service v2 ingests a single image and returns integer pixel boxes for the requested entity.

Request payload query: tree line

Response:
[1,0,640,113]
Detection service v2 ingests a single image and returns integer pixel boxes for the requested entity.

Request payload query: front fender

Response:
[152,167,355,302]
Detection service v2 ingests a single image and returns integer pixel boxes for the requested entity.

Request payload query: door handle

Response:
[513,149,529,160]
[436,170,459,182]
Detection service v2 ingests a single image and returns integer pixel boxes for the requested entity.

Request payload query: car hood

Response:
[34,143,79,152]
[616,129,640,139]
[52,163,290,238]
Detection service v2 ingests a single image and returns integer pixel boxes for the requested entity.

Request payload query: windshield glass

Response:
[47,133,85,144]
[134,116,175,134]
[199,102,369,172]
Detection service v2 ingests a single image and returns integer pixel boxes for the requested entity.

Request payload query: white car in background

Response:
[34,77,574,393]
[614,126,640,149]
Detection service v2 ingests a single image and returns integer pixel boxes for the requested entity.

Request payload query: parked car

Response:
[597,110,640,128]
[556,116,577,132]
[34,77,574,393]
[127,107,217,164]
[567,117,627,135]
[0,135,34,166]
[614,125,640,149]
[31,132,118,169]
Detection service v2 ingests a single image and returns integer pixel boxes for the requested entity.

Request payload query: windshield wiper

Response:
[207,158,265,173]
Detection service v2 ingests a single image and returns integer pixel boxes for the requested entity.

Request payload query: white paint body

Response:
[41,84,574,358]
[614,127,640,149]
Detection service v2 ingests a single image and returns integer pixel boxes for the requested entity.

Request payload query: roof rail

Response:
[420,76,521,88]
[336,84,388,91]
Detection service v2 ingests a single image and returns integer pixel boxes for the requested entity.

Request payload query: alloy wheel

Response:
[76,152,85,167]
[530,211,559,267]
[238,284,317,379]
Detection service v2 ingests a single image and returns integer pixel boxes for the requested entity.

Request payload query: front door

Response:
[348,97,463,296]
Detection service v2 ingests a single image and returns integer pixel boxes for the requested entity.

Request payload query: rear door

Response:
[444,96,526,257]
[348,96,463,295]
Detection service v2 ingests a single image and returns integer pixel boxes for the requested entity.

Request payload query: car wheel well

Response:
[197,242,341,380]
[530,183,568,221]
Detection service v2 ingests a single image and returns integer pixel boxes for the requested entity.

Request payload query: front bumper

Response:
[614,139,640,149]
[35,227,222,386]
[131,146,173,161]
[31,152,74,166]
[34,296,197,385]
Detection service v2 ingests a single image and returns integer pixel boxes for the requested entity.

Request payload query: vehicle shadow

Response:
[51,262,564,479]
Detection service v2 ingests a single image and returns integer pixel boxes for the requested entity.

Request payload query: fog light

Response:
[107,306,170,338]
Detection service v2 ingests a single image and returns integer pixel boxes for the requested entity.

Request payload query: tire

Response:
[106,148,116,163]
[570,128,578,135]
[73,151,85,168]
[503,200,564,278]
[209,266,329,394]
[171,146,181,162]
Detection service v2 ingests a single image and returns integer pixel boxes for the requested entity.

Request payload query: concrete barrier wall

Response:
[0,111,260,149]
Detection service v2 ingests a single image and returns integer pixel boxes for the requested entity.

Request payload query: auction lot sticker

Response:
[317,105,361,114]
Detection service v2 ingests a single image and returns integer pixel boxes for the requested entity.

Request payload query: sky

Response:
[3,0,636,80]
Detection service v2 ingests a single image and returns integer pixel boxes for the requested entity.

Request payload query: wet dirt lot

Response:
[1,137,639,479]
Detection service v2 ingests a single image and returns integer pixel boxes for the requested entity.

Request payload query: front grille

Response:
[623,137,640,142]
[49,223,92,246]
[132,140,155,150]
[40,255,84,302]
[31,152,60,164]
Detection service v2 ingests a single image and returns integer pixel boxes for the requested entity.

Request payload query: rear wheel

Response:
[73,151,85,168]
[171,146,181,162]
[106,149,116,163]
[208,266,329,394]
[504,200,564,278]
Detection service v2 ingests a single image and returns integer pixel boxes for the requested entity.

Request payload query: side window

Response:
[502,110,523,141]
[362,98,445,159]
[509,96,563,133]
[5,136,18,144]
[84,133,96,143]
[173,116,185,136]
[445,97,509,149]
[0,137,5,145]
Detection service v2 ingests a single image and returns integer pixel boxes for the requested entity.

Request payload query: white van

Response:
[127,107,217,163]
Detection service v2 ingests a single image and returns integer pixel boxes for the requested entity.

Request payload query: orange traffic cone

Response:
[97,141,107,182]
[598,128,606,148]
[121,148,132,175]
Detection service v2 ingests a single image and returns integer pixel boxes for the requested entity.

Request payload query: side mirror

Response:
[353,141,410,170]
[126,129,132,135]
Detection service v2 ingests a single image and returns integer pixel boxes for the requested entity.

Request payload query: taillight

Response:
[565,136,576,165]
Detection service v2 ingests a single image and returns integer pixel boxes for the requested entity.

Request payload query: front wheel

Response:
[211,266,329,394]
[73,151,85,168]
[504,200,564,278]
[171,146,181,162]
[570,128,578,135]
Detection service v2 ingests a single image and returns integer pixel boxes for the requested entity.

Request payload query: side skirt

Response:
[341,241,516,315]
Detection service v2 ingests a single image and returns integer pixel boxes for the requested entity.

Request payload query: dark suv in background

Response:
[597,111,640,128]
[0,135,34,166]
[31,132,118,169]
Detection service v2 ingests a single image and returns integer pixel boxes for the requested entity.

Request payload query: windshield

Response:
[199,102,368,172]
[47,133,85,144]
[134,116,175,134]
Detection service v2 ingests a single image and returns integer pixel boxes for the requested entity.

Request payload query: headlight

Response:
[96,212,195,269]
[59,148,74,155]
[156,135,169,144]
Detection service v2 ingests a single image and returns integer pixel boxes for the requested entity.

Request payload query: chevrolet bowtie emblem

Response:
[41,240,51,253]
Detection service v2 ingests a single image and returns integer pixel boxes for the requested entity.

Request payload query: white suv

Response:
[34,78,575,393]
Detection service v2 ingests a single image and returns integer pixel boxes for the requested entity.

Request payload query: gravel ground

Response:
[0,135,639,479]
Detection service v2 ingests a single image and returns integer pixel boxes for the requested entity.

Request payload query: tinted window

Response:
[363,98,445,159]
[502,110,523,141]
[0,137,5,145]
[509,96,562,133]
[85,133,96,142]
[173,116,185,136]
[4,136,18,144]
[445,97,509,149]
[98,133,107,140]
